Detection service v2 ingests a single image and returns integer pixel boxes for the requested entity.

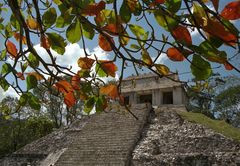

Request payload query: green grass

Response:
[177,111,240,142]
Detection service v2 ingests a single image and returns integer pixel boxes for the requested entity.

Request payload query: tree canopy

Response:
[0,0,239,113]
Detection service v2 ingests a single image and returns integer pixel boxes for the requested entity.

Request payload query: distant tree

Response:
[0,96,54,158]
[214,85,240,127]
[186,75,240,127]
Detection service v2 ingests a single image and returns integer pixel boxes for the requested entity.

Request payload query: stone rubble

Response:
[131,107,240,166]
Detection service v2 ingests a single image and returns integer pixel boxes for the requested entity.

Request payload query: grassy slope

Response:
[177,111,240,142]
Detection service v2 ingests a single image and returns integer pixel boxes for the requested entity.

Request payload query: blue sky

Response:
[0,0,240,100]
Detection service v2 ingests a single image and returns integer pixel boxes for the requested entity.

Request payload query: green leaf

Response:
[0,49,7,60]
[21,62,28,73]
[28,93,41,110]
[120,0,131,23]
[56,8,73,28]
[1,63,12,75]
[82,23,95,40]
[78,69,90,78]
[56,16,65,28]
[95,63,107,77]
[81,82,92,93]
[4,23,13,38]
[95,96,106,113]
[130,44,141,50]
[66,19,81,43]
[221,18,239,36]
[129,24,146,38]
[133,2,142,16]
[191,54,212,81]
[26,75,38,90]
[165,0,182,13]
[198,41,227,63]
[53,0,62,5]
[154,10,178,31]
[42,7,57,28]
[10,15,20,31]
[0,77,9,91]
[28,53,39,68]
[47,32,67,55]
[19,93,28,106]
[192,3,207,25]
[84,97,95,114]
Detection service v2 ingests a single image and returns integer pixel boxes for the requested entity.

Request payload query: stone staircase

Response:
[1,104,151,166]
[55,104,151,166]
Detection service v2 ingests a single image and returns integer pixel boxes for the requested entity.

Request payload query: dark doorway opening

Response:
[124,96,129,105]
[139,94,152,104]
[162,91,173,104]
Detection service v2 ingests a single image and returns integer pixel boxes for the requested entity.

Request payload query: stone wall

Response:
[121,73,186,106]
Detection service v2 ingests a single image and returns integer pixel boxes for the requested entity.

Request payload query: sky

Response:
[0,0,240,101]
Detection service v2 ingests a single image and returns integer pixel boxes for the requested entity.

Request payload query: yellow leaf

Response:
[142,49,153,66]
[155,64,170,75]
[26,18,39,30]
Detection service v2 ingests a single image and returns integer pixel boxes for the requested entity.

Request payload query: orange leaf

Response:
[104,24,124,36]
[224,62,234,70]
[7,41,18,58]
[26,18,39,30]
[26,72,44,81]
[64,92,76,108]
[71,75,80,90]
[95,13,104,25]
[98,34,114,52]
[40,35,50,49]
[221,1,240,20]
[78,57,95,69]
[172,25,192,45]
[167,47,185,61]
[100,84,119,99]
[127,0,139,12]
[203,19,237,46]
[99,60,118,77]
[13,33,27,45]
[211,0,219,11]
[55,80,74,94]
[81,1,106,16]
[16,72,25,80]
[155,0,165,4]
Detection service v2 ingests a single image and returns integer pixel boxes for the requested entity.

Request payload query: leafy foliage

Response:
[0,0,239,114]
[0,96,54,158]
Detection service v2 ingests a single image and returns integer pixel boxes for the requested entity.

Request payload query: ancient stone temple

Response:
[121,73,186,106]
[1,74,240,166]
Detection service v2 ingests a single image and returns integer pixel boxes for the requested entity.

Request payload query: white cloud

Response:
[152,53,168,64]
[0,87,19,101]
[33,43,112,73]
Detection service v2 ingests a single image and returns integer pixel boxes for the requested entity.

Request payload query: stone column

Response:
[173,87,183,105]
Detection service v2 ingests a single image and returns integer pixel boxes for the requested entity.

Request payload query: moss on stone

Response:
[178,111,240,142]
